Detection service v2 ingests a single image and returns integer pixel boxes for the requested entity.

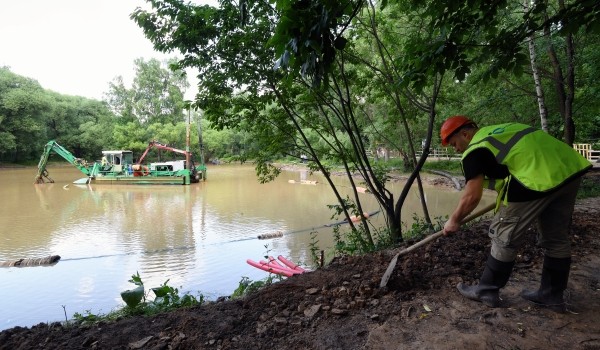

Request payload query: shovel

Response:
[379,202,495,288]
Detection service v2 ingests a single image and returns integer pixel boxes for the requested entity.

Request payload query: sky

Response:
[0,0,203,100]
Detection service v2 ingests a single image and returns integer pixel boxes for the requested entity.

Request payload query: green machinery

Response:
[34,140,205,185]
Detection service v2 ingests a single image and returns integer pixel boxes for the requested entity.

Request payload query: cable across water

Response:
[57,210,381,263]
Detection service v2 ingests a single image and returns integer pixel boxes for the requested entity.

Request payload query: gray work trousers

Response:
[488,178,581,262]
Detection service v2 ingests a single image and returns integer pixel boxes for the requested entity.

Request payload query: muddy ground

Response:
[1,172,599,350]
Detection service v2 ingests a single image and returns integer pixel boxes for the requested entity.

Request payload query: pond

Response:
[0,164,493,330]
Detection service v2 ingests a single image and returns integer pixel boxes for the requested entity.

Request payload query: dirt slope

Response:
[1,176,599,350]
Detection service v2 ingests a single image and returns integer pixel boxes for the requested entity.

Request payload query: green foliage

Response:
[327,198,373,251]
[0,68,49,161]
[231,244,285,298]
[120,286,145,308]
[72,310,103,324]
[105,58,188,125]
[119,272,204,314]
[577,176,600,199]
[118,0,600,246]
[332,226,354,256]
[150,279,204,309]
[267,0,600,91]
[231,275,281,299]
[402,213,444,241]
[308,231,321,268]
[269,0,358,86]
[0,67,119,162]
[71,272,205,326]
[422,159,462,173]
[332,223,397,256]
[119,271,145,307]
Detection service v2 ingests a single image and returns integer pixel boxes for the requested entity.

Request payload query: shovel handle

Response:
[397,202,495,256]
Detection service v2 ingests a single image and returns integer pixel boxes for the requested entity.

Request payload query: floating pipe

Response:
[257,231,284,240]
[0,255,61,268]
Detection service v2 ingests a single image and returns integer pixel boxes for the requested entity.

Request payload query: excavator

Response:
[34,140,206,185]
[34,140,96,184]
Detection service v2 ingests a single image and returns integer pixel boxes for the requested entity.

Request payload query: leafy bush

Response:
[231,275,281,299]
[118,272,205,314]
[71,272,205,326]
[402,213,445,241]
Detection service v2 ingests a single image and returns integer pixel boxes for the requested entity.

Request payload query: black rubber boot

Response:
[457,255,514,308]
[521,256,571,313]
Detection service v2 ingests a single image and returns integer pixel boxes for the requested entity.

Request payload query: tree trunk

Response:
[544,1,576,145]
[525,0,549,132]
[563,15,576,145]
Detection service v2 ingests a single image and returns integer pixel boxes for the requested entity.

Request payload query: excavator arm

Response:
[34,140,92,184]
[137,140,190,165]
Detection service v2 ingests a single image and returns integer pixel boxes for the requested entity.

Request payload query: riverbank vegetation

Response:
[70,272,205,327]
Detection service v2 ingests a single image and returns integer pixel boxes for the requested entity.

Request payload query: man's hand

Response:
[443,175,484,236]
[443,218,461,236]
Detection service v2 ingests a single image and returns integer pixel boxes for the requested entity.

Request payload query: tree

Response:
[270,0,600,90]
[0,67,50,161]
[105,58,189,125]
[0,67,121,162]
[132,0,600,247]
[132,0,442,245]
[525,0,549,132]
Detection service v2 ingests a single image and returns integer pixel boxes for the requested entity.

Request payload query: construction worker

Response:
[440,116,591,312]
[101,155,110,172]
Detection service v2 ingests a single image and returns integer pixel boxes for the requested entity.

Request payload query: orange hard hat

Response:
[440,115,475,146]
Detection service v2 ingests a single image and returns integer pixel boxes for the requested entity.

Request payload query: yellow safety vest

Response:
[462,123,591,206]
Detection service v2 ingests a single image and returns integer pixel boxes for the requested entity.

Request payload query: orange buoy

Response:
[350,212,370,222]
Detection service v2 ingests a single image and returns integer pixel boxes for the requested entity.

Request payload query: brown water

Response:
[0,164,493,330]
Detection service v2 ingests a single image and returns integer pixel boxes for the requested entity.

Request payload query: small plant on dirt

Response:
[333,224,356,256]
[69,272,205,326]
[402,213,445,241]
[72,310,102,323]
[231,275,281,298]
[262,243,272,260]
[120,271,145,307]
[308,230,321,268]
[371,226,394,249]
[231,244,286,299]
[118,272,204,314]
[149,279,204,310]
[328,198,373,254]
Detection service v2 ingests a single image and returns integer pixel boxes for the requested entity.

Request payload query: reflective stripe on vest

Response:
[465,125,537,163]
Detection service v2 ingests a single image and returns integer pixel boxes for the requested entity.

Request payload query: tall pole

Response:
[186,109,191,171]
[196,109,207,181]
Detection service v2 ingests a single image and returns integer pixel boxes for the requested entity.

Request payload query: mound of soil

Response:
[1,174,599,350]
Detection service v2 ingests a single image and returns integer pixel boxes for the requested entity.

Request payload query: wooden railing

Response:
[426,148,460,159]
[369,144,598,163]
[574,144,600,162]
[370,147,460,160]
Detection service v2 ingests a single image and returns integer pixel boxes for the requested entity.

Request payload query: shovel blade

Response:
[379,253,400,288]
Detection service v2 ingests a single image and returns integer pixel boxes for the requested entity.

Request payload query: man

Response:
[440,116,591,312]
